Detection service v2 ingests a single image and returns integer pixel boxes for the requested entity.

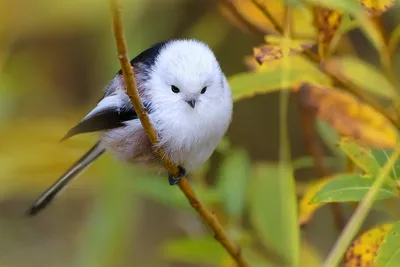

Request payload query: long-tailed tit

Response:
[28,39,233,216]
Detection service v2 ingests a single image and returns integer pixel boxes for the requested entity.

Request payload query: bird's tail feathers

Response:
[27,142,105,216]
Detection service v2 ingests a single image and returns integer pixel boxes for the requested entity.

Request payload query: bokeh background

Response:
[1,0,399,267]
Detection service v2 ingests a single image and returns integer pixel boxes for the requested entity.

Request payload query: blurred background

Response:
[0,0,399,266]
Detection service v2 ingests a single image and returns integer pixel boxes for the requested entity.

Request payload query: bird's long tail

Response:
[27,142,105,216]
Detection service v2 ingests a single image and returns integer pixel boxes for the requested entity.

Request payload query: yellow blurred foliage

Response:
[298,83,398,149]
[298,176,335,225]
[357,0,396,16]
[344,224,393,267]
[220,257,235,267]
[0,116,101,199]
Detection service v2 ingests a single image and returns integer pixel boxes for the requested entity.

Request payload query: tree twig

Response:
[109,1,249,266]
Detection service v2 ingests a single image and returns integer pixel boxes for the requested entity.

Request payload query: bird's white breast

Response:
[150,94,232,172]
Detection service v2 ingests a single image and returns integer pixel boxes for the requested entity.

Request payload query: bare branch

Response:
[109,1,249,266]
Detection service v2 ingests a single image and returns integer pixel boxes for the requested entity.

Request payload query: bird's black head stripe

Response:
[117,40,170,75]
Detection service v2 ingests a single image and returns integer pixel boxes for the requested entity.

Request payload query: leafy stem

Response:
[322,146,400,267]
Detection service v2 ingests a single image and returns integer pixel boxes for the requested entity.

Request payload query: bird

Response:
[27,39,233,216]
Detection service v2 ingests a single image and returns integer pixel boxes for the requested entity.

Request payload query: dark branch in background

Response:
[297,103,345,230]
[108,1,249,266]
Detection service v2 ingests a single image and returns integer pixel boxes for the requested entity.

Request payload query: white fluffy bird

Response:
[28,39,233,215]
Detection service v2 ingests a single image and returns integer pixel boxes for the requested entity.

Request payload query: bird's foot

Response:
[168,166,186,185]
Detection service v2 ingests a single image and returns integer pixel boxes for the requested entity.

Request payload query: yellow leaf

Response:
[313,7,344,43]
[253,39,315,63]
[218,0,317,39]
[231,55,333,101]
[217,0,281,34]
[356,0,396,16]
[298,176,336,225]
[298,83,398,149]
[324,56,397,99]
[344,224,393,267]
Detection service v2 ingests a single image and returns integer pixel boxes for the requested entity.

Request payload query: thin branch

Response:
[109,1,249,266]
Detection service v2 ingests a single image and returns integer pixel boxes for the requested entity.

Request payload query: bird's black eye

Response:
[171,85,180,93]
[201,87,207,94]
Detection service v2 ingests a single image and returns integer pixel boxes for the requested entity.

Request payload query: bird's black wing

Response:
[60,106,138,141]
[61,40,169,141]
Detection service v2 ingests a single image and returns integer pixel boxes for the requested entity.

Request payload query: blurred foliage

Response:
[1,0,400,267]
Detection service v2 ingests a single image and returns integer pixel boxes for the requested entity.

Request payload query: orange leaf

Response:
[356,0,396,16]
[313,7,343,43]
[298,176,335,225]
[344,224,393,267]
[298,83,398,149]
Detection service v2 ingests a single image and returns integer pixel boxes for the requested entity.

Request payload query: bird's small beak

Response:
[186,99,196,109]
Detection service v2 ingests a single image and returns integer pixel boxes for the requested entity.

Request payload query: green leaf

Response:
[316,119,345,160]
[371,148,400,180]
[230,56,331,102]
[248,163,296,266]
[337,13,360,34]
[217,148,250,220]
[338,137,381,174]
[312,173,398,203]
[375,222,400,267]
[328,13,360,54]
[306,0,364,12]
[161,236,226,265]
[324,56,397,99]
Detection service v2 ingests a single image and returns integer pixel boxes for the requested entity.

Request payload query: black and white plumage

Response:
[28,39,233,216]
